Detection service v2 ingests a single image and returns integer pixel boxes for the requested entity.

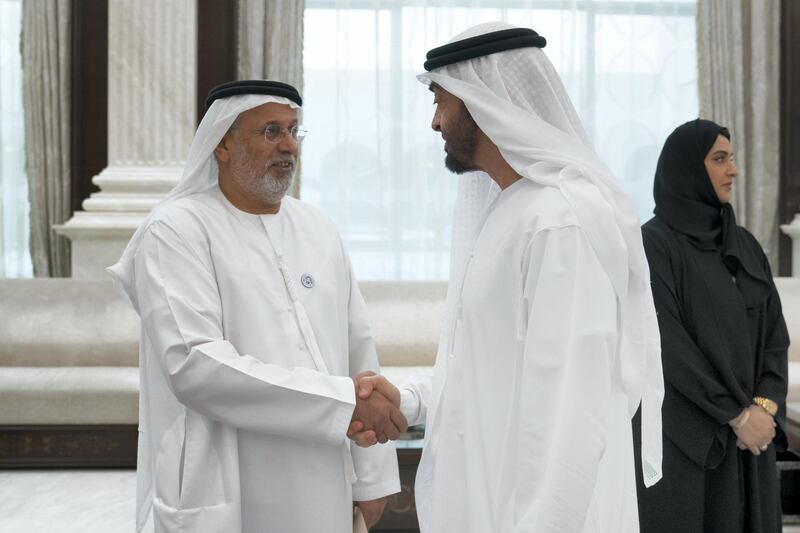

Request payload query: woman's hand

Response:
[732,405,776,456]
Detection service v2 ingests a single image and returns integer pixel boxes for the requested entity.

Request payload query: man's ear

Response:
[215,134,232,163]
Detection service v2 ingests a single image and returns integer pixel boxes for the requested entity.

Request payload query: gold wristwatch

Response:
[752,396,778,417]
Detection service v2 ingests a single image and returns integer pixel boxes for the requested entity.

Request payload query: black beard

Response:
[444,153,479,174]
[442,103,480,175]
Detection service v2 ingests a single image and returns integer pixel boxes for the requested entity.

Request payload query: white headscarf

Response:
[106,93,299,531]
[107,94,300,310]
[418,21,664,488]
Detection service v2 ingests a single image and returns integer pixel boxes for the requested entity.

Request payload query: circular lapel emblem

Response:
[300,273,315,289]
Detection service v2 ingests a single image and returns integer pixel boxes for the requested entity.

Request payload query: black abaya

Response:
[634,120,789,533]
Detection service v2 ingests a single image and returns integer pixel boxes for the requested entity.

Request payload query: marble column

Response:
[55,0,197,278]
[781,214,800,277]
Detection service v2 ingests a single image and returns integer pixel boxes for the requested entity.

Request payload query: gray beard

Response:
[230,152,295,203]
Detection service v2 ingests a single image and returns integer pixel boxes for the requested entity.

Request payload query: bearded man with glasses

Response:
[108,80,403,533]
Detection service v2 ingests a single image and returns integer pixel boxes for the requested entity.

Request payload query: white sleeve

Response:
[135,221,356,447]
[512,226,617,532]
[399,376,432,427]
[341,245,401,501]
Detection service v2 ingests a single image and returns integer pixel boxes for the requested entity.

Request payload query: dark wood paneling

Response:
[780,0,800,275]
[197,0,238,125]
[0,425,137,468]
[375,446,422,531]
[70,0,108,214]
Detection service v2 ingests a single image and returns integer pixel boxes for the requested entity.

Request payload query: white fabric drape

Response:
[237,0,305,197]
[697,0,781,268]
[302,0,697,280]
[0,0,32,277]
[21,0,71,277]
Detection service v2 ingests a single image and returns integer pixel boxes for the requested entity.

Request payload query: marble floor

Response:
[1,469,799,533]
[0,469,152,533]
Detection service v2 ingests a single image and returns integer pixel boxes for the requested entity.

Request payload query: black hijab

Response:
[653,119,769,296]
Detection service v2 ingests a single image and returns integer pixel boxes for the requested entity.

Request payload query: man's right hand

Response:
[349,374,407,446]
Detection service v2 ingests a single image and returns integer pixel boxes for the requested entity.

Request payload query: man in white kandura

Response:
[109,80,405,533]
[349,23,665,532]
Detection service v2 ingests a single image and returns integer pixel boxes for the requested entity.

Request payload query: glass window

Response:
[0,0,32,277]
[303,0,697,280]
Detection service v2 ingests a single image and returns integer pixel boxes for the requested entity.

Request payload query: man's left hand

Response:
[355,497,388,529]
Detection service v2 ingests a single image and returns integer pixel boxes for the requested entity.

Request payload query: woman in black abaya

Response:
[634,119,789,533]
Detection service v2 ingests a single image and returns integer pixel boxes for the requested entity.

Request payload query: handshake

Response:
[347,372,406,447]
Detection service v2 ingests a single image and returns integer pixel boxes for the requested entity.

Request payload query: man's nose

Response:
[277,134,299,154]
[431,111,441,132]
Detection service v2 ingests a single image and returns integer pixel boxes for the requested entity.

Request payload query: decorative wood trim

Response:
[196,0,238,125]
[0,425,137,468]
[70,0,108,214]
[779,0,800,275]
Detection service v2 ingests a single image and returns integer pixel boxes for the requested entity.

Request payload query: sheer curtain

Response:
[0,0,32,277]
[302,0,698,280]
[697,0,781,268]
[22,0,71,277]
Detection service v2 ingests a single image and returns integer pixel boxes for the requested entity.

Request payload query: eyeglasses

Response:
[263,124,308,143]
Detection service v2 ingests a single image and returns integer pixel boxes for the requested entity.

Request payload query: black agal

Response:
[205,80,303,109]
[423,28,546,71]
